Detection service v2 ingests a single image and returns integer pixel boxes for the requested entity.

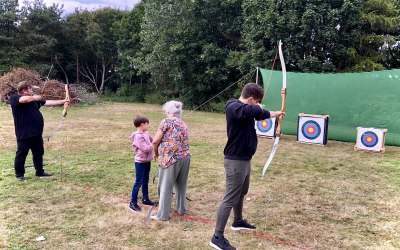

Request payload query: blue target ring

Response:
[256,119,273,133]
[301,121,321,140]
[361,131,378,147]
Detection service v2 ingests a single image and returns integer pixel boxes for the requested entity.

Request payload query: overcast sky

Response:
[29,0,142,15]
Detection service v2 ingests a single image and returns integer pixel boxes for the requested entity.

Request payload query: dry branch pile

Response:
[0,68,80,103]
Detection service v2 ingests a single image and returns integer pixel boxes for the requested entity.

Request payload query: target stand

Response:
[354,127,387,153]
[297,113,329,145]
[255,117,278,138]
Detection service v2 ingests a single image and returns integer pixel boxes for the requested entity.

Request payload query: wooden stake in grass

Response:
[60,155,64,183]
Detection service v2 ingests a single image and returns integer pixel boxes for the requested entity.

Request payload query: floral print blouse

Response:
[157,117,190,168]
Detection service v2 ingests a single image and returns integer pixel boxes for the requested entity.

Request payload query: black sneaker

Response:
[17,176,27,182]
[142,199,155,206]
[209,235,236,250]
[129,203,141,212]
[36,172,53,178]
[231,219,256,231]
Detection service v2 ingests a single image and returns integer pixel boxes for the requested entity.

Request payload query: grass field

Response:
[0,102,399,250]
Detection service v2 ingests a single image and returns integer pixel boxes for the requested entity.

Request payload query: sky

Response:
[28,0,142,15]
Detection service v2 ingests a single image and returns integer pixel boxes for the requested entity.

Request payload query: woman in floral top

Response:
[152,100,191,221]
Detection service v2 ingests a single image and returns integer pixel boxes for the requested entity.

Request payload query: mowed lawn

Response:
[0,102,399,250]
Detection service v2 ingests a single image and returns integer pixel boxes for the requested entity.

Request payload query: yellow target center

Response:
[308,127,315,133]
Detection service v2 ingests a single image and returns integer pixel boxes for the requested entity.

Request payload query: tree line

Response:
[1,0,399,109]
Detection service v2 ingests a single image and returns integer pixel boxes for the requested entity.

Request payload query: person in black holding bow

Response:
[9,81,69,182]
[209,83,285,250]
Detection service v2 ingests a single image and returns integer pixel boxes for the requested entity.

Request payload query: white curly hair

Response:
[163,100,183,118]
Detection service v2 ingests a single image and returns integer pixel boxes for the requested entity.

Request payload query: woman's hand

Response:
[152,129,163,161]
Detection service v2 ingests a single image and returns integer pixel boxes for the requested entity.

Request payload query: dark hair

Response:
[17,81,32,94]
[241,83,264,100]
[133,115,149,127]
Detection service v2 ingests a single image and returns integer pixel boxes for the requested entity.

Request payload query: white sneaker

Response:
[150,215,160,220]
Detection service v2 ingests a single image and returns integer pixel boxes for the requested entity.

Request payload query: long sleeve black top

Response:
[223,99,271,161]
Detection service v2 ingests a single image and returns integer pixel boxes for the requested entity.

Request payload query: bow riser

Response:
[275,88,287,136]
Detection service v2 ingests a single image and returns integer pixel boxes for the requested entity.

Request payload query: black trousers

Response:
[14,136,44,177]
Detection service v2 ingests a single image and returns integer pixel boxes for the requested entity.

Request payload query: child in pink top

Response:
[129,115,155,212]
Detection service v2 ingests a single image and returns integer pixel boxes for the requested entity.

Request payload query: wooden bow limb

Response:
[62,83,70,117]
[262,40,287,177]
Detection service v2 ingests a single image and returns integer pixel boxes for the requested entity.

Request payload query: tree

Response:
[354,0,400,71]
[241,0,364,73]
[80,8,125,94]
[63,9,91,85]
[0,0,20,74]
[135,0,244,107]
[241,0,400,73]
[18,0,64,75]
[115,2,146,86]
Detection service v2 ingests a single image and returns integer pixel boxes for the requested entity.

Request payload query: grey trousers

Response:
[214,159,250,236]
[157,156,191,220]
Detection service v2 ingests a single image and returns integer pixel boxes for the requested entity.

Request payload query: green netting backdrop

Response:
[259,68,400,146]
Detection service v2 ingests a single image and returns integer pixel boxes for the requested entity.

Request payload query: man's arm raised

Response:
[19,95,43,103]
[44,99,69,107]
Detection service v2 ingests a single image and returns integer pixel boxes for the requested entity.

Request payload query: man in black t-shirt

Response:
[10,81,69,182]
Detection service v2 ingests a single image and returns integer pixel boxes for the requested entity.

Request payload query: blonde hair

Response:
[163,100,183,117]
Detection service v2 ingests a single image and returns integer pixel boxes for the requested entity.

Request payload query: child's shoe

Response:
[142,199,155,206]
[129,203,141,212]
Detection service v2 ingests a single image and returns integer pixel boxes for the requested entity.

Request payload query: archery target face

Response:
[255,118,276,137]
[361,131,378,147]
[301,121,321,140]
[355,127,385,152]
[297,116,327,144]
